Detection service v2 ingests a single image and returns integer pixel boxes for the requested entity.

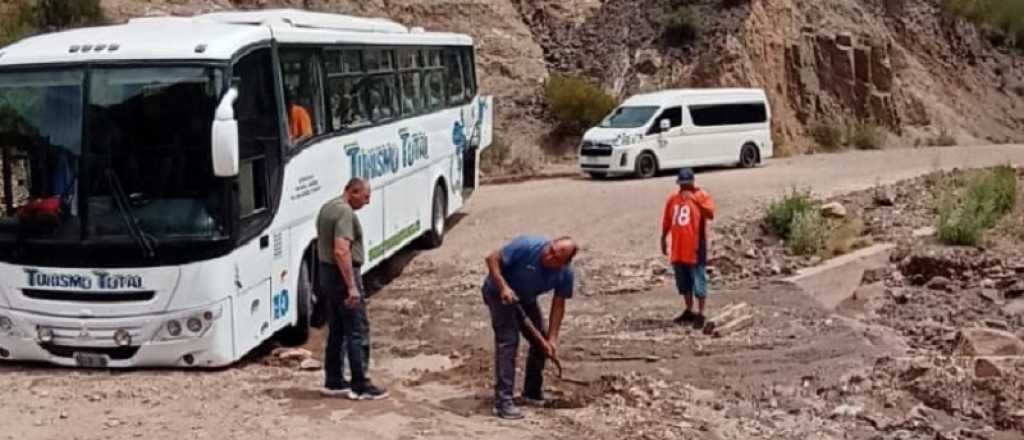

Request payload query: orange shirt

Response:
[288,104,313,142]
[662,188,716,264]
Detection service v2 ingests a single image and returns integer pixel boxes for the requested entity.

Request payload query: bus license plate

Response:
[73,352,109,368]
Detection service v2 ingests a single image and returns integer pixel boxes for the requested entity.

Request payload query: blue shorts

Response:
[673,263,708,299]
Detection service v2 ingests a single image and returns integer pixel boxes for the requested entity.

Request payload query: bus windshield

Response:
[0,66,229,246]
[599,106,659,129]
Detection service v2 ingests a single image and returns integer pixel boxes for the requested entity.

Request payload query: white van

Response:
[578,88,773,178]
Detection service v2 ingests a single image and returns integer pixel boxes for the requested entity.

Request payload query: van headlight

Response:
[616,134,642,146]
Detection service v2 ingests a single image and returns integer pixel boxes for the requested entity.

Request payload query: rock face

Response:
[785,30,900,128]
[90,0,1024,155]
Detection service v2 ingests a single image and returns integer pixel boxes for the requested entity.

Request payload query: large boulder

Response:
[955,328,1024,356]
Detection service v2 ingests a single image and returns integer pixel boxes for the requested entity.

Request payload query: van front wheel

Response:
[634,152,658,179]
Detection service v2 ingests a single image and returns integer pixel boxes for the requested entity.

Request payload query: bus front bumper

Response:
[0,299,234,368]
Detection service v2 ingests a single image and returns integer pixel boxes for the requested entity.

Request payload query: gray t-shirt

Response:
[316,196,364,266]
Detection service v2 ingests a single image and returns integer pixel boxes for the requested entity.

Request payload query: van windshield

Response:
[599,106,659,129]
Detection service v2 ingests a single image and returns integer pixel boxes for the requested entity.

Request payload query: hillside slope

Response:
[85,0,1024,155]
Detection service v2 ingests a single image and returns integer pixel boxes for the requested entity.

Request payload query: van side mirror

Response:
[211,88,240,177]
[659,119,671,131]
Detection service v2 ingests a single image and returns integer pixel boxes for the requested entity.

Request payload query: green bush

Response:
[848,123,886,150]
[0,0,106,47]
[0,1,36,47]
[936,166,1019,245]
[37,0,105,29]
[660,6,701,46]
[969,165,1018,218]
[809,121,844,152]
[788,210,828,256]
[764,188,816,240]
[543,75,617,137]
[943,0,1024,48]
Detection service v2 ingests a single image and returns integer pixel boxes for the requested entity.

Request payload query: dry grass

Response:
[826,215,865,256]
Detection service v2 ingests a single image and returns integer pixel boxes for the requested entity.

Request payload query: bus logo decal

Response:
[24,268,143,291]
[345,128,429,181]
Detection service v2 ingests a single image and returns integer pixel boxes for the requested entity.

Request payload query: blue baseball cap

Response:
[676,167,695,185]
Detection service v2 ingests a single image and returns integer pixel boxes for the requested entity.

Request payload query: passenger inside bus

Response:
[286,87,313,143]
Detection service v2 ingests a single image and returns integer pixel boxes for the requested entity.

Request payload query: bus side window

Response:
[460,47,476,98]
[325,50,370,131]
[444,49,464,105]
[279,49,325,146]
[424,49,445,110]
[232,48,279,225]
[368,75,398,121]
[398,49,423,116]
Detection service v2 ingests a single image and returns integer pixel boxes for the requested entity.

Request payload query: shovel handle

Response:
[513,302,563,377]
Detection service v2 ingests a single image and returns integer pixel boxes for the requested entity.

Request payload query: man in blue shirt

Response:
[482,234,577,420]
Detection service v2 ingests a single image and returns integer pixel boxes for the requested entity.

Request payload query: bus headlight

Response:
[186,317,202,333]
[160,304,223,341]
[166,320,182,337]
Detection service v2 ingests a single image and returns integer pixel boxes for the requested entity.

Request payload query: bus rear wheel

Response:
[278,258,312,346]
[420,184,447,249]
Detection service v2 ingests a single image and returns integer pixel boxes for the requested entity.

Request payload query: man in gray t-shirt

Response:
[316,178,387,400]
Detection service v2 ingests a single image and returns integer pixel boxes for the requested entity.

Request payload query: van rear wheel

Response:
[634,152,658,179]
[739,144,759,168]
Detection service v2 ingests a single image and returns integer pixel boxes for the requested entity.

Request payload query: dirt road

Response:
[2,146,1023,440]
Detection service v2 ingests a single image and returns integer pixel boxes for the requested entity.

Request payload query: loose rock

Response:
[925,276,952,290]
[299,358,322,371]
[956,328,1024,356]
[974,358,1003,378]
[821,202,848,218]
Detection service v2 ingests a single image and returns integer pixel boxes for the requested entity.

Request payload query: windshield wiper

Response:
[105,169,156,258]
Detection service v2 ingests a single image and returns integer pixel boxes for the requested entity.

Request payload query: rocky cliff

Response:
[87,0,1024,155]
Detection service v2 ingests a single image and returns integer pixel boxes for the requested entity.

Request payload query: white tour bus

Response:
[0,9,492,368]
[578,88,772,179]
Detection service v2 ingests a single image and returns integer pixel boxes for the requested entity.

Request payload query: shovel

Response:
[513,302,589,386]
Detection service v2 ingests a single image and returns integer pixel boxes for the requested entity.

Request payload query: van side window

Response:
[689,103,767,127]
[648,106,682,135]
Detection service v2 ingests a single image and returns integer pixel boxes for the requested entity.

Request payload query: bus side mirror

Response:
[659,119,671,132]
[211,88,240,177]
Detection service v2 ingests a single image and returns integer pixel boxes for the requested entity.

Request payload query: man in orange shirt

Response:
[287,89,313,143]
[661,168,715,329]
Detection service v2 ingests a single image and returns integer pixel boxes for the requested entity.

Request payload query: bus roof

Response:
[622,88,767,106]
[0,9,472,67]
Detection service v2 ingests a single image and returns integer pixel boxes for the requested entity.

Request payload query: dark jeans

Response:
[319,262,370,388]
[483,291,547,406]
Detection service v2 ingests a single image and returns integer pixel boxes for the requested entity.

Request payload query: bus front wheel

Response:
[420,184,447,249]
[278,257,313,346]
